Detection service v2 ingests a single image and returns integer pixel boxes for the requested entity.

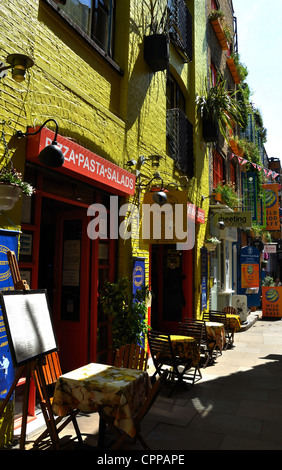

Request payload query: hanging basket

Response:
[202,113,219,143]
[144,34,169,72]
[0,183,22,211]
[204,242,220,252]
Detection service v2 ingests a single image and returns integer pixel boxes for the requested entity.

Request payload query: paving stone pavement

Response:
[7,311,282,451]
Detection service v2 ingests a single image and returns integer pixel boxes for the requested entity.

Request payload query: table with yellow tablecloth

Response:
[170,335,200,366]
[226,314,241,333]
[52,363,151,439]
[205,321,225,351]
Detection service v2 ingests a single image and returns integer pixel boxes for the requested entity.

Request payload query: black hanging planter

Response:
[144,34,169,72]
[202,112,219,143]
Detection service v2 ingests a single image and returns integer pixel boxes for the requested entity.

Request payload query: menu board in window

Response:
[0,290,58,366]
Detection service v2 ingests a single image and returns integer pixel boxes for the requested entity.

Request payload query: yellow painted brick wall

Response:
[0,0,210,317]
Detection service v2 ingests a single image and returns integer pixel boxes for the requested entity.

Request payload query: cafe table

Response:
[226,313,241,332]
[52,362,151,444]
[205,321,225,352]
[170,335,200,366]
[225,313,241,345]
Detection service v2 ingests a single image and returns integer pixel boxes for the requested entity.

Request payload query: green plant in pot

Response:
[98,277,151,350]
[143,0,170,72]
[204,237,221,251]
[196,76,245,143]
[213,182,240,208]
[261,276,275,287]
[0,127,35,211]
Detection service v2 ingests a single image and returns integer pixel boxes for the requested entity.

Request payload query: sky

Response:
[233,0,282,162]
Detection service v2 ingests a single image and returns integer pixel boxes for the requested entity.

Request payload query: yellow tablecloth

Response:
[170,335,200,366]
[226,314,241,332]
[205,322,225,351]
[52,363,151,438]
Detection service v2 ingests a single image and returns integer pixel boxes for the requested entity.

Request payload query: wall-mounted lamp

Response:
[207,211,225,230]
[139,172,167,205]
[0,54,34,82]
[16,119,64,168]
[126,158,137,166]
[202,194,213,201]
[126,154,162,168]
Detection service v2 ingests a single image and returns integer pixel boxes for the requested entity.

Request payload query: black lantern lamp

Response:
[0,54,34,82]
[16,119,64,168]
[141,172,168,205]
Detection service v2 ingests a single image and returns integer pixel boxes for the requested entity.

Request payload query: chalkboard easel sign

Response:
[0,289,58,367]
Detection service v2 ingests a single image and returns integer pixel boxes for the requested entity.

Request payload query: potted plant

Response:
[208,10,231,50]
[0,166,35,211]
[196,76,245,143]
[213,182,240,208]
[143,0,170,72]
[204,237,221,251]
[0,127,35,211]
[98,277,151,350]
[261,276,275,287]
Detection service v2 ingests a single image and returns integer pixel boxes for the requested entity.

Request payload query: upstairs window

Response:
[210,62,217,86]
[213,151,224,187]
[166,75,194,177]
[230,160,236,186]
[211,0,219,10]
[168,0,193,62]
[167,75,186,112]
[58,0,115,56]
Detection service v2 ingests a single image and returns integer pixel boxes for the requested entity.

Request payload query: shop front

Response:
[148,200,205,333]
[20,128,136,373]
[209,208,252,311]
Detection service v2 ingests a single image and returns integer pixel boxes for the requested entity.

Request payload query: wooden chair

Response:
[223,306,238,346]
[222,306,237,315]
[178,319,203,347]
[32,352,82,448]
[179,318,216,368]
[100,370,169,450]
[147,330,201,388]
[114,344,148,371]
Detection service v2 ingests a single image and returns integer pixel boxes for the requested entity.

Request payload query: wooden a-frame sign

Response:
[0,251,60,450]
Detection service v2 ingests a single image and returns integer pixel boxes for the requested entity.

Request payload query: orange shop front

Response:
[21,127,136,373]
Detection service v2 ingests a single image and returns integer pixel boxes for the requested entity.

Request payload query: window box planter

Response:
[144,34,169,72]
[227,57,240,84]
[210,18,229,50]
[211,191,223,203]
[229,138,244,157]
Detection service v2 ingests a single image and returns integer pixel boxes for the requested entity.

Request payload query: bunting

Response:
[231,151,279,180]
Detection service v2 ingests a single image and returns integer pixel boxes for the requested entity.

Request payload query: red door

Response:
[151,245,193,333]
[53,209,91,372]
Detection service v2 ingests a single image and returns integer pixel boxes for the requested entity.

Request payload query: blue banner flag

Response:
[0,231,19,399]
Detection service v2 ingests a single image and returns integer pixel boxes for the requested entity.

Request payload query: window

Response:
[230,160,236,186]
[167,75,186,112]
[58,0,115,56]
[213,151,224,187]
[210,62,217,86]
[166,75,194,177]
[168,0,193,62]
